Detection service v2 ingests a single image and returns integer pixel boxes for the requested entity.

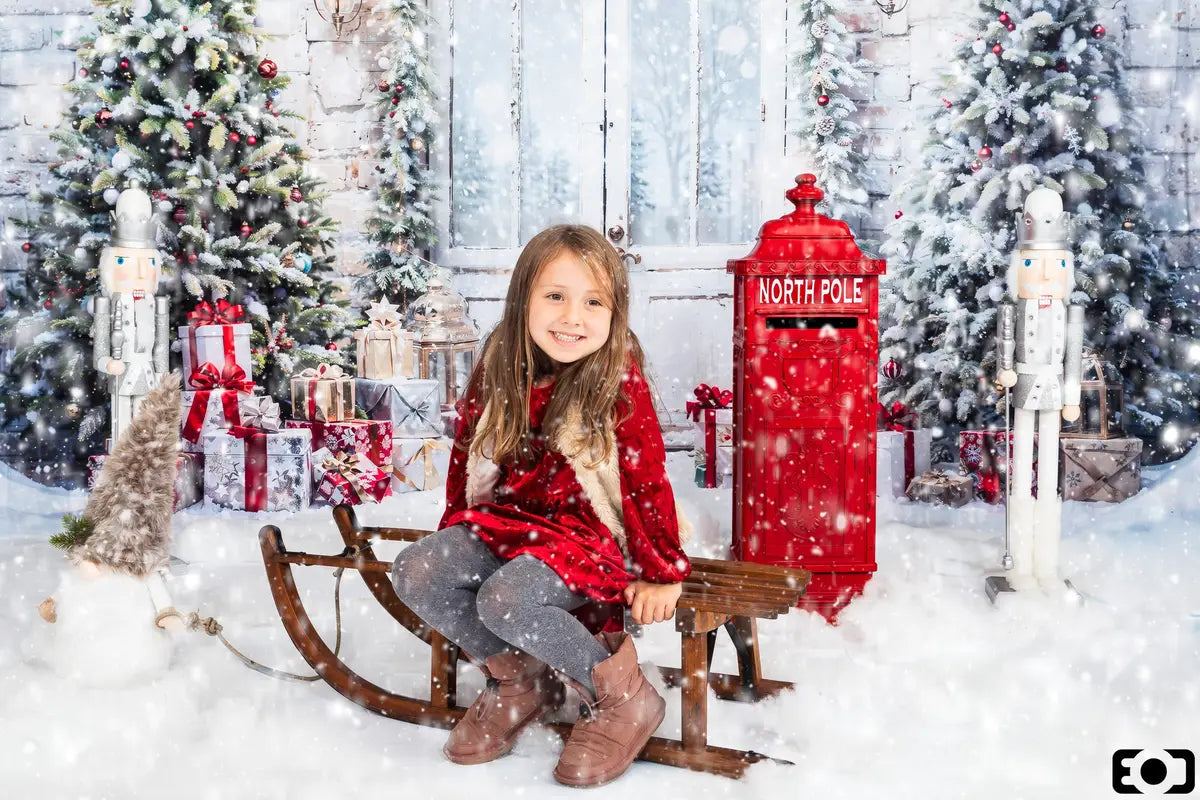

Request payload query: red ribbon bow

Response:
[187,298,245,327]
[686,383,733,422]
[878,401,917,432]
[188,361,254,393]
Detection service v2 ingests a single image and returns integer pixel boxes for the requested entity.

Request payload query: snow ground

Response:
[1,451,1197,799]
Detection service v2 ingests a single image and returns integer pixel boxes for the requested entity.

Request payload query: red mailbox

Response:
[727,174,886,621]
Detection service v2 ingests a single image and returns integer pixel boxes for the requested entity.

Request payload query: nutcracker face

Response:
[1011,248,1074,300]
[99,246,161,298]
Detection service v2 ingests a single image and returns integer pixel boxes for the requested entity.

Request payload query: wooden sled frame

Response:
[259,505,810,778]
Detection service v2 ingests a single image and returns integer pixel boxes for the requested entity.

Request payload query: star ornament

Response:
[366,297,402,327]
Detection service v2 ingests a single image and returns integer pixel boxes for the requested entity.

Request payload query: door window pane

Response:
[519,0,583,240]
[451,0,517,247]
[629,0,692,246]
[698,0,760,244]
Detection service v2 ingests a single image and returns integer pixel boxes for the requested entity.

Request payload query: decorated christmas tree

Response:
[2,0,352,482]
[789,0,870,227]
[359,0,439,306]
[880,0,1199,460]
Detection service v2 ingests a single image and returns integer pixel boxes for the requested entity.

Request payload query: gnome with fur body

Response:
[40,374,187,685]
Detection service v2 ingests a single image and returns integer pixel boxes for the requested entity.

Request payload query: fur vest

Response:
[464,403,692,560]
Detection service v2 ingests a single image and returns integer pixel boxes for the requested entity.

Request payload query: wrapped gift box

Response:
[285,419,394,469]
[180,386,255,452]
[905,470,974,508]
[692,407,733,489]
[958,430,1039,504]
[353,325,415,380]
[202,428,311,512]
[356,378,442,438]
[392,437,452,493]
[89,452,203,513]
[1061,437,1142,502]
[312,447,392,505]
[179,323,253,380]
[877,429,932,497]
[290,364,356,422]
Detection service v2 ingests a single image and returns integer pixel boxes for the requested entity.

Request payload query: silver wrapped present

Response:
[355,377,441,438]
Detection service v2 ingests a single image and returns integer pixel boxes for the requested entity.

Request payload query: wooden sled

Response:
[260,505,811,778]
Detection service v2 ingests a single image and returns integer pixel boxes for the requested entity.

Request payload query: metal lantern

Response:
[312,0,364,37]
[1061,351,1125,439]
[404,276,480,408]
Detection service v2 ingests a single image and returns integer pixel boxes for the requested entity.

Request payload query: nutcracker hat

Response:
[1015,186,1072,251]
[109,180,159,249]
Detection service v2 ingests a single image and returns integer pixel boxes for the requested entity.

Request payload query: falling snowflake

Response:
[1063,125,1082,154]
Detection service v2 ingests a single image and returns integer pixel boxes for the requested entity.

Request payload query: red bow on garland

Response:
[188,361,255,393]
[686,383,734,422]
[188,298,245,327]
[877,401,918,432]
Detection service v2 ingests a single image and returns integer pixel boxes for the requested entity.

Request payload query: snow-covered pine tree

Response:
[360,0,439,306]
[880,0,1199,460]
[789,0,870,227]
[3,0,352,482]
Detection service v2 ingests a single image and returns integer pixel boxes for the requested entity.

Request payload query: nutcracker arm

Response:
[153,295,170,374]
[997,301,1016,372]
[1063,304,1084,406]
[93,295,113,371]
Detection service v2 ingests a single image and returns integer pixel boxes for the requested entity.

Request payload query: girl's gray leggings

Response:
[391,524,610,697]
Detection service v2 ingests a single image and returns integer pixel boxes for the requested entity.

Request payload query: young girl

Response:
[391,224,691,788]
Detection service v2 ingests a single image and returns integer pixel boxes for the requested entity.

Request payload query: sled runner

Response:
[260,505,810,778]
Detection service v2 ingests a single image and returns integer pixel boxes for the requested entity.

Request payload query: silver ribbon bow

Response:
[239,395,282,431]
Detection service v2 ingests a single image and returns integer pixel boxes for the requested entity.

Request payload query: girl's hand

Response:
[622,581,682,625]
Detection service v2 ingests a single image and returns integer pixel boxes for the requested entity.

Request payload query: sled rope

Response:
[158,556,351,683]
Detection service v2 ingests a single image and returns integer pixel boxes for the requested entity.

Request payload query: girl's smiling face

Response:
[527,250,613,366]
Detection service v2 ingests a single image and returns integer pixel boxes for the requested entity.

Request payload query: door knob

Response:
[607,225,625,243]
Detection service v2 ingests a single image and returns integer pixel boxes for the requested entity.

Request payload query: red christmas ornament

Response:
[79,68,88,77]
[229,132,240,142]
[185,120,195,129]
[119,59,129,69]
[894,210,903,219]
[241,167,250,174]
[183,25,188,31]
[184,104,191,110]
[298,217,309,228]
[173,206,187,224]
[290,187,303,202]
[1055,58,1068,72]
[389,111,396,118]
[970,158,983,172]
[882,359,903,380]
[247,135,257,145]
[326,342,338,351]
[942,98,953,108]
[817,94,830,107]
[44,300,52,309]
[95,108,113,127]
[1005,22,1015,31]
[1091,24,1105,39]
[240,222,252,236]
[258,58,278,79]
[378,81,390,92]
[978,145,993,161]
[992,43,1003,55]
[264,100,273,111]
[188,253,198,264]
[192,110,206,118]
[21,242,32,252]
[391,97,400,105]
[998,12,1010,23]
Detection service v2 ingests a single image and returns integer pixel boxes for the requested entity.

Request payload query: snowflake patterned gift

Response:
[289,363,355,422]
[179,361,256,453]
[202,427,311,512]
[1060,437,1142,502]
[957,430,1038,504]
[284,419,394,468]
[355,377,441,438]
[178,300,254,381]
[311,447,392,505]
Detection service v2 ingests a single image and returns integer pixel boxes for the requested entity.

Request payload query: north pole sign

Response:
[757,276,866,308]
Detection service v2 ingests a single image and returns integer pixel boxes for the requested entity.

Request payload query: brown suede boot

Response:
[443,650,565,765]
[552,631,667,787]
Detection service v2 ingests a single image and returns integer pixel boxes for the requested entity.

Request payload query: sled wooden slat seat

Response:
[259,505,810,779]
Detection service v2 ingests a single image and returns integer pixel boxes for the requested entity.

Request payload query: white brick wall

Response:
[0,0,1197,284]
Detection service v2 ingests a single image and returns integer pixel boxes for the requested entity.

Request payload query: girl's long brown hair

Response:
[466,224,646,468]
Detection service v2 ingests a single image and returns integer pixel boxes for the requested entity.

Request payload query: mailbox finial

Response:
[787,174,824,218]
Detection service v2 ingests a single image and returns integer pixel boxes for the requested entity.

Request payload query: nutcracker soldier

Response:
[986,187,1084,601]
[93,181,170,446]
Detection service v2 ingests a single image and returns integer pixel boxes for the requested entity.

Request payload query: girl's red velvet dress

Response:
[438,362,691,606]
